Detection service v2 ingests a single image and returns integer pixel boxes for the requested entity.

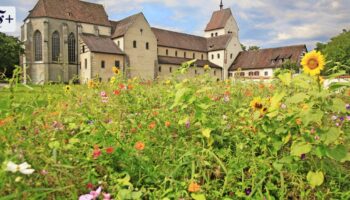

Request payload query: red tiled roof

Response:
[110,13,143,39]
[158,56,222,69]
[229,45,307,71]
[152,27,208,52]
[207,34,232,51]
[26,0,110,26]
[80,34,124,55]
[205,8,232,31]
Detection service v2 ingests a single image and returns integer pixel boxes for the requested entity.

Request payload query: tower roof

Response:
[205,8,232,31]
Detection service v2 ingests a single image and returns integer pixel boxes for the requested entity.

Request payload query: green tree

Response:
[240,43,247,51]
[0,32,23,79]
[248,46,260,51]
[317,30,350,75]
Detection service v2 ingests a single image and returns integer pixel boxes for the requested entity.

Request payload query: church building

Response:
[21,0,306,84]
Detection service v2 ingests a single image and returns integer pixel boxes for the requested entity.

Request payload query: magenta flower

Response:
[100,91,107,97]
[185,119,190,129]
[103,193,112,200]
[347,116,350,121]
[79,186,102,200]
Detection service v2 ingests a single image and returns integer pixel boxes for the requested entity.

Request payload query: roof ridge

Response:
[111,12,143,23]
[249,44,306,52]
[152,27,206,39]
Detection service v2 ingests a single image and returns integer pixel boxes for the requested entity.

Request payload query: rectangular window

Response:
[146,42,149,50]
[133,41,137,48]
[211,54,214,59]
[101,60,105,69]
[166,49,168,56]
[230,53,233,59]
[175,51,178,57]
[217,54,220,59]
[264,71,268,76]
[193,53,195,59]
[82,45,85,53]
[85,59,87,69]
[214,70,216,76]
[159,66,162,72]
[184,52,186,58]
[115,61,120,68]
[169,67,172,73]
[201,54,204,60]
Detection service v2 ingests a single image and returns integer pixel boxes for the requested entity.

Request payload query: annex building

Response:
[21,0,307,84]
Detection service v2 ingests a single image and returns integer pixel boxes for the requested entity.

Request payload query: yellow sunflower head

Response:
[301,51,326,76]
[64,85,71,93]
[204,65,210,71]
[87,80,96,88]
[112,66,120,75]
[250,97,264,110]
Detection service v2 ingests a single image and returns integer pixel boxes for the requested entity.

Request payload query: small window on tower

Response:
[133,40,137,48]
[215,32,218,37]
[230,53,233,59]
[115,61,120,68]
[101,61,105,69]
[146,42,149,50]
[211,54,214,59]
[211,33,214,37]
[217,53,220,59]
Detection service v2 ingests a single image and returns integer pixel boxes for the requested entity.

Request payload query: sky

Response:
[1,0,349,50]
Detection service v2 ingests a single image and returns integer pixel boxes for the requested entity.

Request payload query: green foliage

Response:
[0,32,24,79]
[0,68,349,199]
[316,30,350,75]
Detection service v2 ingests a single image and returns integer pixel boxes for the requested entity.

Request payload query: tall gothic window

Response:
[34,30,42,61]
[68,33,76,64]
[52,31,60,62]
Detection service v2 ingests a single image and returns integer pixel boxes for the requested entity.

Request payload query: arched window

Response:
[68,33,76,64]
[34,30,42,61]
[248,72,254,76]
[254,71,260,76]
[52,31,60,62]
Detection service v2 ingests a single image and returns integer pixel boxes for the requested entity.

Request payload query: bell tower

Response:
[220,0,224,10]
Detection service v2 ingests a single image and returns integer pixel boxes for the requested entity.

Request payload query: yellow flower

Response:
[112,66,120,75]
[165,80,171,85]
[204,65,210,71]
[110,77,116,84]
[64,85,71,93]
[301,51,325,76]
[87,80,96,89]
[319,76,325,84]
[250,97,263,110]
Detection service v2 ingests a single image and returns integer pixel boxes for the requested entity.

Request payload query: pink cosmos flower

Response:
[103,193,112,200]
[100,91,107,97]
[79,186,102,200]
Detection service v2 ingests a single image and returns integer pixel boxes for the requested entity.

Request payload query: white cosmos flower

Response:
[6,161,35,175]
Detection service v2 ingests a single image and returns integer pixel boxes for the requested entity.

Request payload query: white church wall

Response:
[113,37,125,51]
[204,29,226,38]
[208,50,225,67]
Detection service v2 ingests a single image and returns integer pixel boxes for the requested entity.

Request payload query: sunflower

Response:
[64,85,71,93]
[203,65,210,71]
[301,51,325,76]
[87,80,96,89]
[112,66,120,75]
[250,97,264,110]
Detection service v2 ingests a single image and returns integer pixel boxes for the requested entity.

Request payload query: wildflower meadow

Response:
[0,51,350,199]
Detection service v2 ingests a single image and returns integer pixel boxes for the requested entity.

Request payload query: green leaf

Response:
[301,110,324,126]
[291,141,312,157]
[171,88,191,108]
[307,171,324,188]
[191,193,206,200]
[273,161,283,172]
[326,145,347,161]
[48,141,60,149]
[322,127,341,145]
[286,93,309,104]
[278,72,292,86]
[331,98,347,113]
[201,128,211,138]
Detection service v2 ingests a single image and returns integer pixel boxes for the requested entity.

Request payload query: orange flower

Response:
[224,90,230,96]
[149,121,156,129]
[165,121,171,127]
[153,111,159,116]
[244,90,252,97]
[106,147,114,154]
[188,182,201,193]
[296,118,302,125]
[131,127,137,133]
[127,84,133,90]
[113,90,121,95]
[259,83,265,89]
[135,141,145,151]
[119,84,126,90]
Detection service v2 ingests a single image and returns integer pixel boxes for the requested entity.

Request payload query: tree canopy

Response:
[315,29,350,75]
[0,32,23,79]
